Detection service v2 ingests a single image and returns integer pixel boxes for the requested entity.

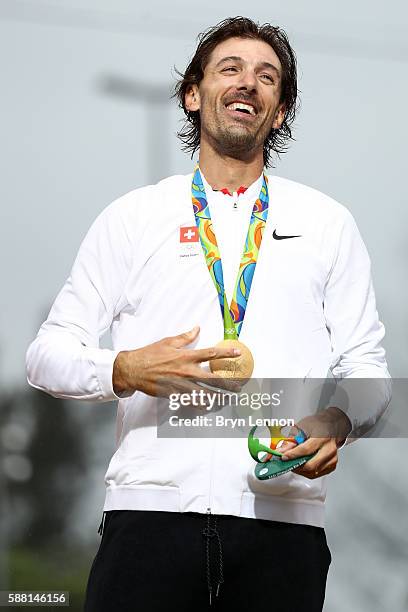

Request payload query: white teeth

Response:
[226,102,256,116]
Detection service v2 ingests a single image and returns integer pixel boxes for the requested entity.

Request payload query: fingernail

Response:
[281,454,290,462]
[233,349,241,356]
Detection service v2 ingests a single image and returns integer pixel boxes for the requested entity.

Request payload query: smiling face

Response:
[185,36,286,161]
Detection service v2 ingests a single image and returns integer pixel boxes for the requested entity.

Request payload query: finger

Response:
[193,370,245,394]
[293,444,337,476]
[317,464,338,477]
[275,440,297,452]
[281,437,323,461]
[179,375,235,399]
[263,440,296,461]
[294,456,338,479]
[167,326,200,349]
[160,378,217,409]
[190,345,241,363]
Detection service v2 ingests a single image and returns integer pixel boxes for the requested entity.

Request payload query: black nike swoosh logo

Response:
[273,229,302,240]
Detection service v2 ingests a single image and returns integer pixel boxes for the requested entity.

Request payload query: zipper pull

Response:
[232,192,238,209]
[207,507,212,515]
[97,511,106,536]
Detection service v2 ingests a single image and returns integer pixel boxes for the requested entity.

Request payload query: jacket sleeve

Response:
[25,199,134,402]
[323,208,392,443]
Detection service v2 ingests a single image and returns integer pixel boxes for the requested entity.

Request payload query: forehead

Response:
[206,36,282,71]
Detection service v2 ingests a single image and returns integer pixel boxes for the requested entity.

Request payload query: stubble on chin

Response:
[205,117,263,159]
[202,99,273,159]
[219,125,260,157]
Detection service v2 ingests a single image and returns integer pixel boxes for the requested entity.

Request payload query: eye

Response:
[222,66,238,73]
[260,74,275,83]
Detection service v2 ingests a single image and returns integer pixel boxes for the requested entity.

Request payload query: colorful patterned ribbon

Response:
[191,164,269,340]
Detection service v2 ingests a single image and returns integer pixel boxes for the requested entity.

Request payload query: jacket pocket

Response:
[245,464,296,496]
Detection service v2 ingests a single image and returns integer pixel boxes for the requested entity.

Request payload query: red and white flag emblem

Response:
[180,226,199,242]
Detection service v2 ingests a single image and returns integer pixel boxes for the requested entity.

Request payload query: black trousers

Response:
[84,510,331,612]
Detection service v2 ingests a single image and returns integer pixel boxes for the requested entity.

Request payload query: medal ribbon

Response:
[191,164,269,340]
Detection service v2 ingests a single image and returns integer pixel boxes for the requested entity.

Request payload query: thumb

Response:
[168,326,200,348]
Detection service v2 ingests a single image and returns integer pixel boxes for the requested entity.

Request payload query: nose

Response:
[236,68,257,92]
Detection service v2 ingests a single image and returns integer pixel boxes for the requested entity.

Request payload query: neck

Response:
[198,140,264,193]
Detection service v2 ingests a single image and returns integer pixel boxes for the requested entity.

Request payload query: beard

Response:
[201,106,270,160]
[214,124,260,157]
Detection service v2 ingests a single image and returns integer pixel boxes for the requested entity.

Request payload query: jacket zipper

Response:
[232,191,238,209]
[205,440,225,605]
[207,437,216,513]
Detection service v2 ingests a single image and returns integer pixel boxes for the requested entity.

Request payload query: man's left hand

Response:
[278,406,352,479]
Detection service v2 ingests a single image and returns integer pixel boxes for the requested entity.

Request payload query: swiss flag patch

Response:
[180,226,199,242]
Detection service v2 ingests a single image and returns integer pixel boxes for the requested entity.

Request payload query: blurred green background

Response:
[0,389,116,611]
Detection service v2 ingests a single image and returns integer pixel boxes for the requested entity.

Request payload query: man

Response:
[26,16,391,612]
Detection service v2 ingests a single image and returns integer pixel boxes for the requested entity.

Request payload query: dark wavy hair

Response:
[173,16,300,168]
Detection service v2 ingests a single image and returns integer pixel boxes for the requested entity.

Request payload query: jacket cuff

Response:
[331,376,392,450]
[84,347,134,401]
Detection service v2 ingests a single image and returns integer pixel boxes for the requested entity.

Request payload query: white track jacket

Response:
[25,172,391,527]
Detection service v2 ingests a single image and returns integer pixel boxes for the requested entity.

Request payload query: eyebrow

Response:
[215,55,281,78]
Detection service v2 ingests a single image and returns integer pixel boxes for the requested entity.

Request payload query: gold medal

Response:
[209,339,254,379]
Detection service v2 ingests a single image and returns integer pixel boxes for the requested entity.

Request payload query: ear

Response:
[185,84,200,112]
[272,102,286,129]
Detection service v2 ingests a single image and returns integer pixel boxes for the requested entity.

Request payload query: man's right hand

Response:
[112,326,242,398]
